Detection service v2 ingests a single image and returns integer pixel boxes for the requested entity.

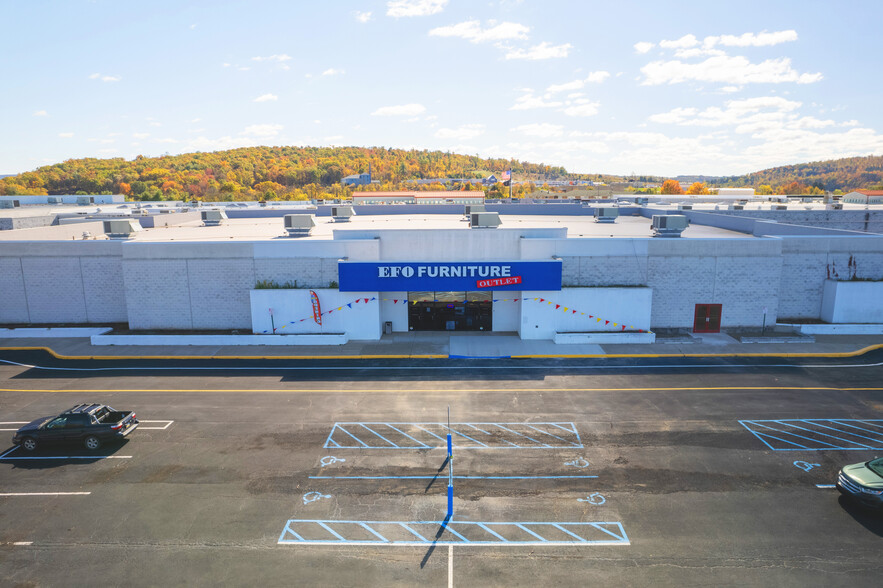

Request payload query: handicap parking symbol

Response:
[303,491,332,505]
[564,457,590,468]
[320,456,346,467]
[793,460,820,472]
[577,492,606,505]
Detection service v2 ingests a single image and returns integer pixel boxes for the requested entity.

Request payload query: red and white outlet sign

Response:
[476,275,522,289]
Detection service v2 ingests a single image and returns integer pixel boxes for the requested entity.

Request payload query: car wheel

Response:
[84,435,101,450]
[21,436,37,451]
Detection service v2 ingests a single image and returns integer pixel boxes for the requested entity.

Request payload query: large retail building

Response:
[1,197,882,343]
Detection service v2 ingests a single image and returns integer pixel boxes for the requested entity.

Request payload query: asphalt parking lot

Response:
[1,352,882,587]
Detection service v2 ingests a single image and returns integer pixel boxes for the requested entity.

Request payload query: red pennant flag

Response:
[364,298,368,303]
[621,325,626,331]
[555,304,560,310]
[539,298,545,303]
[393,299,398,304]
[605,320,609,325]
[572,309,577,314]
[514,298,519,302]
[589,315,593,318]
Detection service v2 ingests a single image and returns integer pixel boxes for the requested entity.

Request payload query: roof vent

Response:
[464,204,486,216]
[103,219,143,239]
[200,209,228,226]
[470,212,501,228]
[76,196,95,206]
[283,214,316,237]
[651,214,689,238]
[331,205,355,222]
[593,207,619,223]
[677,203,693,210]
[0,199,20,209]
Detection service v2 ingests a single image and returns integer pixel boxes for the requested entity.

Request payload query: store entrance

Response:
[408,291,492,331]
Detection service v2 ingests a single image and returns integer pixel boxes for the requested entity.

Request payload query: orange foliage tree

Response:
[661,179,684,195]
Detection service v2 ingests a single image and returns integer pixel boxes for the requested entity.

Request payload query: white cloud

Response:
[435,124,485,140]
[242,124,283,138]
[634,41,654,54]
[58,132,74,138]
[429,20,529,43]
[90,73,120,82]
[546,71,609,94]
[706,30,798,48]
[322,68,345,76]
[640,55,822,85]
[33,110,48,116]
[387,0,448,18]
[562,102,600,117]
[353,11,372,23]
[660,34,698,50]
[132,133,150,139]
[253,93,278,102]
[251,54,292,63]
[371,103,427,116]
[513,123,563,138]
[505,42,572,60]
[510,91,563,110]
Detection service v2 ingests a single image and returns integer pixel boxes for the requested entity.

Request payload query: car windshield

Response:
[867,457,883,477]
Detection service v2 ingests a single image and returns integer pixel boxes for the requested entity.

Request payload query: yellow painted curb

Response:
[0,343,881,361]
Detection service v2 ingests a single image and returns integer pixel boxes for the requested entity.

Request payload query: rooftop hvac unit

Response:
[651,215,689,238]
[76,196,95,206]
[0,199,20,208]
[103,219,143,239]
[47,196,62,204]
[470,212,501,228]
[774,204,788,210]
[200,209,228,226]
[677,203,693,210]
[331,205,355,222]
[593,207,619,223]
[283,214,316,237]
[828,202,843,210]
[464,204,486,216]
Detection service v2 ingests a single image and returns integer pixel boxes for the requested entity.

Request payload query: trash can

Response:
[384,321,392,335]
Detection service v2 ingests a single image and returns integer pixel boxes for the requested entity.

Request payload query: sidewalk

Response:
[2,330,883,359]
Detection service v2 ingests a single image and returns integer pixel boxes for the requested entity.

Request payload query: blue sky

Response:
[3,0,882,177]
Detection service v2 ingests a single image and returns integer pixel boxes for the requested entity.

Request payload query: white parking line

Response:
[0,421,28,431]
[816,484,836,489]
[0,455,132,461]
[139,420,174,430]
[0,492,91,496]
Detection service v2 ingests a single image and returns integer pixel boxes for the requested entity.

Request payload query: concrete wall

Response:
[776,236,883,320]
[820,280,883,323]
[0,240,127,324]
[250,288,380,339]
[520,287,652,339]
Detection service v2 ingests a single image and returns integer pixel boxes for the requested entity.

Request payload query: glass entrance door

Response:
[693,304,722,333]
[407,291,492,331]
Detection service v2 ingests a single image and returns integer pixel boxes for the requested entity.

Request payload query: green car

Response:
[837,458,883,509]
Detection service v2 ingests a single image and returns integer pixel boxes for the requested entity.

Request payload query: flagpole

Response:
[508,168,512,200]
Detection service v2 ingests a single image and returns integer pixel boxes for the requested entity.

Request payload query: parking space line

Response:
[0,422,28,431]
[739,419,883,450]
[138,420,174,430]
[308,475,599,480]
[1,453,132,461]
[0,492,91,496]
[278,520,630,546]
[324,422,582,449]
[816,484,836,489]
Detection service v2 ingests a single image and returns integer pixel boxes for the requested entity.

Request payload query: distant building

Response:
[717,188,756,197]
[342,163,374,187]
[352,191,485,205]
[842,190,883,204]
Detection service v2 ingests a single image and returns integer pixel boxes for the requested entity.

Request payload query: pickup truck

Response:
[12,403,139,451]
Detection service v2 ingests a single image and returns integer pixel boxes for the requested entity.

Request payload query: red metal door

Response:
[693,304,722,333]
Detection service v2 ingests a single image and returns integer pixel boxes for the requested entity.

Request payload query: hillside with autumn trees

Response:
[2,147,882,200]
[0,146,622,202]
[717,155,883,192]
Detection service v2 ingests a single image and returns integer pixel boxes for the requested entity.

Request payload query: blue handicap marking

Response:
[320,456,346,467]
[564,457,590,468]
[793,460,820,472]
[577,492,606,505]
[303,491,332,505]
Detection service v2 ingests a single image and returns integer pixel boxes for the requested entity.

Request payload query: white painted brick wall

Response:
[123,259,193,329]
[187,258,255,329]
[0,257,30,322]
[20,257,88,323]
[81,257,128,322]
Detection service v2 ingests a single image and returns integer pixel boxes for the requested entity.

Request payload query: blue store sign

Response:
[338,261,562,292]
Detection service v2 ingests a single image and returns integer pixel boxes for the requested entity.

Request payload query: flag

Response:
[501,169,511,181]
